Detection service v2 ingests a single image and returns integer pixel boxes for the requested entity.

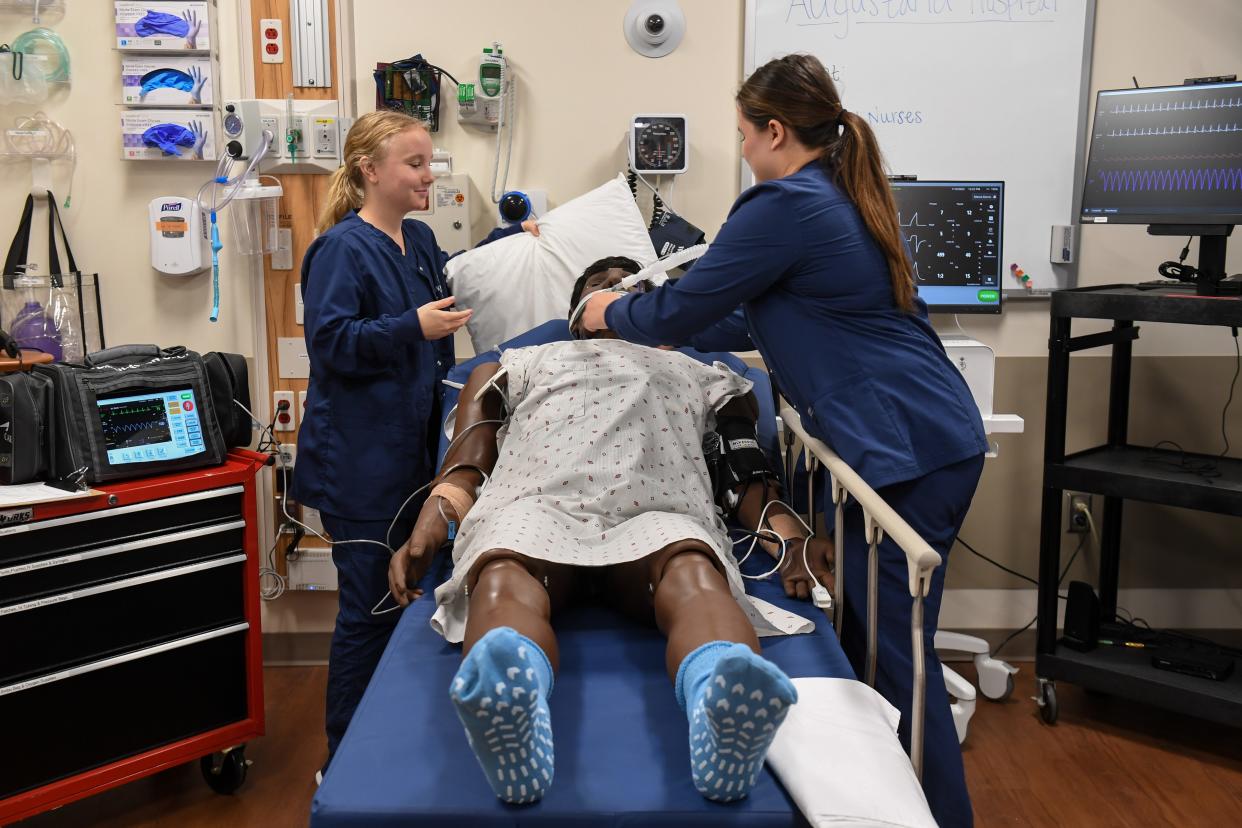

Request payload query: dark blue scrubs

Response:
[607,162,986,826]
[294,211,518,766]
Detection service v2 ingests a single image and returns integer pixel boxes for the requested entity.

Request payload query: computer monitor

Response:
[1080,80,1242,226]
[890,180,1004,314]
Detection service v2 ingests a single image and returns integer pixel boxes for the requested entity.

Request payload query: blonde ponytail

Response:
[314,110,430,235]
[317,163,363,234]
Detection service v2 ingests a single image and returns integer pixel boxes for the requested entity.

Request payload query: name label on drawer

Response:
[0,508,33,531]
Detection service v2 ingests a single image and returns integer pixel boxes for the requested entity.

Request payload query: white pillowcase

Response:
[766,678,938,827]
[444,174,657,354]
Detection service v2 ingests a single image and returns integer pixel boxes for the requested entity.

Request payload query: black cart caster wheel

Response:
[1038,682,1058,725]
[201,747,249,794]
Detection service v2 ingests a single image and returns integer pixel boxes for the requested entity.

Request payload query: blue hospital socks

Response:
[675,641,798,802]
[450,626,555,804]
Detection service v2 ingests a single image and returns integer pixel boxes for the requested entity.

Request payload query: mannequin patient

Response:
[388,256,833,805]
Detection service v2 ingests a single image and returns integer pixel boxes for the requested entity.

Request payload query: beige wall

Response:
[0,2,258,356]
[4,1,1239,644]
[349,0,744,257]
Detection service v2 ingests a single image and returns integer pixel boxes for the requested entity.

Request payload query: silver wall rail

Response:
[779,407,942,781]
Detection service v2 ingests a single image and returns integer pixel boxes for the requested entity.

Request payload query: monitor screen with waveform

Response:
[890,180,1004,314]
[1081,80,1242,225]
[97,386,207,466]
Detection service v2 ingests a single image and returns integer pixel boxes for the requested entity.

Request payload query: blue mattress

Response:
[312,553,854,828]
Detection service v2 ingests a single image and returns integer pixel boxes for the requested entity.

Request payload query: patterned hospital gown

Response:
[430,339,813,643]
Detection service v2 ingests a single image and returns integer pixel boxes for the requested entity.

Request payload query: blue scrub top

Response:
[607,163,987,490]
[292,211,518,521]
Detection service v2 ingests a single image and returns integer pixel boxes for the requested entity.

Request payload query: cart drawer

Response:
[0,486,245,564]
[0,624,249,800]
[0,556,245,685]
[0,521,244,606]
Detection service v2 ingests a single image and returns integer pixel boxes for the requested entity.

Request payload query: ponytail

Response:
[738,54,916,313]
[830,111,915,313]
[314,110,429,235]
[316,163,363,235]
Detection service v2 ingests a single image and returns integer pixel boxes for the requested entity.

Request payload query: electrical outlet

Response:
[260,18,285,64]
[273,390,296,432]
[1066,493,1093,534]
[274,443,296,469]
[298,390,308,423]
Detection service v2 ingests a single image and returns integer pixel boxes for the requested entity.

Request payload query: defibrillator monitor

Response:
[1080,81,1242,225]
[97,386,207,466]
[889,180,1004,314]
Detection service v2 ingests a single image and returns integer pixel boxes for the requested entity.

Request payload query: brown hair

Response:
[737,54,915,312]
[316,110,429,235]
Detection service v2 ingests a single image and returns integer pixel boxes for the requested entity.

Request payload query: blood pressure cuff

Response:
[704,414,780,518]
[134,11,190,38]
[35,345,228,484]
[0,369,55,485]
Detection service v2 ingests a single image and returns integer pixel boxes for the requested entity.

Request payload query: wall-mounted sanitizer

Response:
[149,196,210,276]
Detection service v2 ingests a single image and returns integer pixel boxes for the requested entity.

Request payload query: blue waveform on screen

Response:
[108,419,169,434]
[1098,166,1242,192]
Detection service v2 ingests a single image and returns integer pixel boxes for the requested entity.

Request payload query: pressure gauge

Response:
[223,111,244,137]
[629,114,687,174]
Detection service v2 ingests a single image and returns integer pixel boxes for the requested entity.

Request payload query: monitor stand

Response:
[1147,224,1239,296]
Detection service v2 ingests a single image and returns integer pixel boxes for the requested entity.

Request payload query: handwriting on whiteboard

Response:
[784,0,1061,39]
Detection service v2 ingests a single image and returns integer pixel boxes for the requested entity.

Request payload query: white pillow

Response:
[445,174,657,354]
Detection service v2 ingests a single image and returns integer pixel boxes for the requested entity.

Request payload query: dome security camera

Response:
[624,1,685,58]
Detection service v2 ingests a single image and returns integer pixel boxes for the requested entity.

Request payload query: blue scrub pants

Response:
[321,512,414,768]
[834,453,984,828]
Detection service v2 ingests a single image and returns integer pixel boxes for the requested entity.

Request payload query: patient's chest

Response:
[492,341,718,510]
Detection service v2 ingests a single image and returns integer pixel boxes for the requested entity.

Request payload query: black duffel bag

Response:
[36,345,230,484]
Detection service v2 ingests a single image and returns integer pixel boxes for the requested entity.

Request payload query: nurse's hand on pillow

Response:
[778,535,835,601]
[521,219,540,237]
[580,290,624,333]
[182,9,201,49]
[418,296,472,340]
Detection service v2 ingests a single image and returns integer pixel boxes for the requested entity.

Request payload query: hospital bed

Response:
[311,322,939,827]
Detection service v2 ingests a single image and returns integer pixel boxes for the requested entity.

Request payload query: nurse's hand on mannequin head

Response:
[418,296,472,340]
[778,535,835,601]
[581,290,624,333]
[521,219,540,237]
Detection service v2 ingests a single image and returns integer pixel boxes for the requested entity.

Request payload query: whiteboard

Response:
[744,0,1096,297]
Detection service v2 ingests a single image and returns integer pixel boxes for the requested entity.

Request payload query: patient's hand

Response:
[521,219,540,237]
[778,535,835,601]
[388,528,441,605]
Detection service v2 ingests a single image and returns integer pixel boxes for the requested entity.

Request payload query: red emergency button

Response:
[182,401,194,412]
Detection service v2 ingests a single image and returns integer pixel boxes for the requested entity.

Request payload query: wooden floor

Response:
[16,663,1242,827]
